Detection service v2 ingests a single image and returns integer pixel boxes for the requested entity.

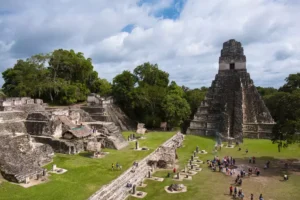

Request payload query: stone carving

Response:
[136,123,147,134]
[187,39,275,142]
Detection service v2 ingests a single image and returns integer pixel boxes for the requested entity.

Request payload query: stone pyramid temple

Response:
[187,39,275,142]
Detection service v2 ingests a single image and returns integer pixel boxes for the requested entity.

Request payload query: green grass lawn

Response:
[127,136,300,200]
[0,132,175,200]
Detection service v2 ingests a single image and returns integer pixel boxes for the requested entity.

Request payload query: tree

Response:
[133,62,169,87]
[112,70,137,115]
[279,73,300,92]
[162,94,191,128]
[90,78,112,97]
[2,49,105,105]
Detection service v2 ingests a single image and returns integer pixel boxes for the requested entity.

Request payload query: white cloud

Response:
[0,0,300,88]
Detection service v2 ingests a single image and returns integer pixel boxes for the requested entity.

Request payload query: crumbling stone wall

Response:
[0,135,54,183]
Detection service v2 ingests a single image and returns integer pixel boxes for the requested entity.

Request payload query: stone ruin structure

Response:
[0,96,129,183]
[136,123,147,134]
[147,132,183,168]
[0,134,53,183]
[187,39,275,142]
[81,93,135,131]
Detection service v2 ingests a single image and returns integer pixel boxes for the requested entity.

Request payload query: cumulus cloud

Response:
[0,0,300,88]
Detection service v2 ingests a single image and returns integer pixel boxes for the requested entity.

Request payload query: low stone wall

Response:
[32,136,84,154]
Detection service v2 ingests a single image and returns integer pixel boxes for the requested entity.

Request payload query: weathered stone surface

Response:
[32,136,84,154]
[85,122,129,150]
[147,146,177,168]
[81,94,135,131]
[0,135,54,183]
[187,39,275,141]
[136,123,147,134]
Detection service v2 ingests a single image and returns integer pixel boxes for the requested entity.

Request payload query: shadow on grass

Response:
[78,152,92,158]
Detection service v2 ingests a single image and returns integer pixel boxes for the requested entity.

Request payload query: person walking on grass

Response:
[111,163,114,171]
[229,185,233,195]
[250,193,254,200]
[234,187,237,197]
[259,194,264,200]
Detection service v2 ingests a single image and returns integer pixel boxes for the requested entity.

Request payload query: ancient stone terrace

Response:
[0,97,45,112]
[81,93,135,131]
[88,132,183,200]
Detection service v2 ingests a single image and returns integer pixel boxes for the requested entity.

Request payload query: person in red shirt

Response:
[173,167,176,173]
[229,185,233,195]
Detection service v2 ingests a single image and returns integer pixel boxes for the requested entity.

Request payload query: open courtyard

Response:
[1,132,299,200]
[126,135,300,200]
[0,132,175,200]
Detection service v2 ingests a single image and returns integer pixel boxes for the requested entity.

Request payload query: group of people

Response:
[207,155,236,172]
[111,162,122,170]
[248,156,256,164]
[229,186,264,200]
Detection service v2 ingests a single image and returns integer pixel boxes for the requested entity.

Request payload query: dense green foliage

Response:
[112,63,191,129]
[2,50,111,104]
[258,73,300,145]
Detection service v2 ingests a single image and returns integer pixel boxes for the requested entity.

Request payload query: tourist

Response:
[245,149,248,153]
[116,162,119,169]
[238,189,242,197]
[235,177,239,184]
[252,156,256,164]
[229,185,233,195]
[234,187,237,196]
[173,167,176,173]
[111,163,114,170]
[256,170,260,176]
[259,194,263,200]
[238,179,242,186]
[249,157,252,163]
[284,174,288,181]
[233,159,236,165]
[266,161,270,168]
[250,193,254,200]
[240,192,244,199]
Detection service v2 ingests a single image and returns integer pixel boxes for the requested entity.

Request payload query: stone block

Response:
[26,99,34,104]
[34,99,43,105]
[1,101,12,107]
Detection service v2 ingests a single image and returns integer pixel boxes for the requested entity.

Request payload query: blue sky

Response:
[0,0,300,88]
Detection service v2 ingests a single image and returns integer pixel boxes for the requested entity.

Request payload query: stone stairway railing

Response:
[88,132,183,200]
